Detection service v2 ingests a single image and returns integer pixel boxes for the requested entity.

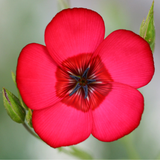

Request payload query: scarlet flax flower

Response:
[16,8,154,148]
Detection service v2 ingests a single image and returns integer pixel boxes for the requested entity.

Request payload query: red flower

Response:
[16,8,154,148]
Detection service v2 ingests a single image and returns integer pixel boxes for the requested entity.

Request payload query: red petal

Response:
[95,30,154,88]
[16,43,60,110]
[92,82,144,141]
[45,8,105,65]
[32,102,92,148]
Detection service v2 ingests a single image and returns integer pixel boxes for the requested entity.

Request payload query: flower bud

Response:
[139,0,155,52]
[2,88,26,123]
[26,109,33,128]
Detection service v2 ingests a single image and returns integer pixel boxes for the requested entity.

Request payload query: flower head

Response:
[16,8,154,148]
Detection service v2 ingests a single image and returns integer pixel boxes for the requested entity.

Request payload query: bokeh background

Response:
[0,0,160,159]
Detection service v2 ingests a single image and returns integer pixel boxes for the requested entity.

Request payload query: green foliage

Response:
[139,0,155,53]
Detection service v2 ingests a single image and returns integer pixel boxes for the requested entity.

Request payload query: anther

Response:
[87,79,96,84]
[82,68,89,78]
[69,83,81,96]
[82,85,88,99]
[69,75,80,81]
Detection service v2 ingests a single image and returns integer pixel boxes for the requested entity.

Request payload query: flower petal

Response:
[92,82,144,142]
[32,102,92,148]
[95,29,154,88]
[16,43,60,110]
[45,8,105,65]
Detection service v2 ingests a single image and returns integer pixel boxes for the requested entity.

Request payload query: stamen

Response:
[69,83,81,96]
[70,75,80,81]
[87,79,96,84]
[82,85,88,99]
[69,67,96,99]
[82,68,89,78]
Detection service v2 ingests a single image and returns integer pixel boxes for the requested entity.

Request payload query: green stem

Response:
[120,135,140,159]
[23,123,41,140]
[58,146,93,159]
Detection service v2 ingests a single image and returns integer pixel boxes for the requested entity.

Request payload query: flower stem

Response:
[22,123,41,140]
[58,146,93,159]
[120,135,140,159]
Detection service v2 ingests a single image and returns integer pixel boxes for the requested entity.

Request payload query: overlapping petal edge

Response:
[16,8,154,148]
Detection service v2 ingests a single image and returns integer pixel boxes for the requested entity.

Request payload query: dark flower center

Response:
[55,54,113,112]
[69,68,96,99]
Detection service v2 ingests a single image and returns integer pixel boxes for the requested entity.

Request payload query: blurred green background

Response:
[0,0,160,159]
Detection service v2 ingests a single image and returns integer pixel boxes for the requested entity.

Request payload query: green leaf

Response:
[2,88,26,123]
[11,71,28,110]
[139,0,155,53]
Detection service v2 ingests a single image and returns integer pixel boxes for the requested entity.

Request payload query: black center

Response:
[79,78,87,86]
[69,68,96,99]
